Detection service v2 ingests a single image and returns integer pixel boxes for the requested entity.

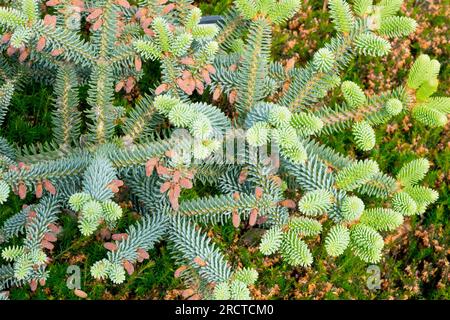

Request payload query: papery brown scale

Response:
[39,278,46,286]
[107,183,119,193]
[156,165,169,176]
[193,256,207,267]
[28,211,37,220]
[115,80,124,92]
[160,181,171,193]
[112,179,124,187]
[212,87,222,101]
[123,260,134,275]
[125,77,135,93]
[74,289,88,299]
[41,239,54,250]
[43,180,56,195]
[43,15,57,27]
[135,8,148,19]
[270,176,283,187]
[87,8,103,21]
[116,0,130,8]
[256,215,268,225]
[179,178,193,189]
[92,18,103,31]
[44,232,57,242]
[36,37,46,52]
[46,0,60,6]
[172,184,181,198]
[71,0,84,7]
[30,279,38,292]
[188,294,201,300]
[201,69,211,84]
[228,90,237,104]
[176,78,194,95]
[238,170,248,184]
[168,188,180,211]
[1,33,11,44]
[172,171,181,183]
[99,228,111,240]
[232,210,240,228]
[48,223,61,234]
[7,46,16,56]
[255,187,263,199]
[137,248,149,260]
[18,49,29,63]
[181,288,195,299]
[155,83,169,95]
[135,56,142,72]
[249,208,258,226]
[165,150,175,158]
[145,160,156,177]
[141,17,152,29]
[180,57,195,65]
[51,48,64,57]
[18,183,27,200]
[195,79,204,95]
[112,233,128,241]
[174,265,188,278]
[162,3,175,14]
[279,199,296,209]
[143,28,154,36]
[205,64,216,74]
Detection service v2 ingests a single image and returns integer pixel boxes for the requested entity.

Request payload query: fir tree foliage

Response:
[340,195,365,221]
[392,192,417,216]
[281,231,313,267]
[359,208,404,231]
[352,120,376,151]
[259,227,283,255]
[353,0,373,17]
[396,158,430,187]
[289,217,323,236]
[328,0,355,34]
[336,160,380,191]
[298,189,334,216]
[406,54,448,128]
[350,224,384,263]
[341,81,366,108]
